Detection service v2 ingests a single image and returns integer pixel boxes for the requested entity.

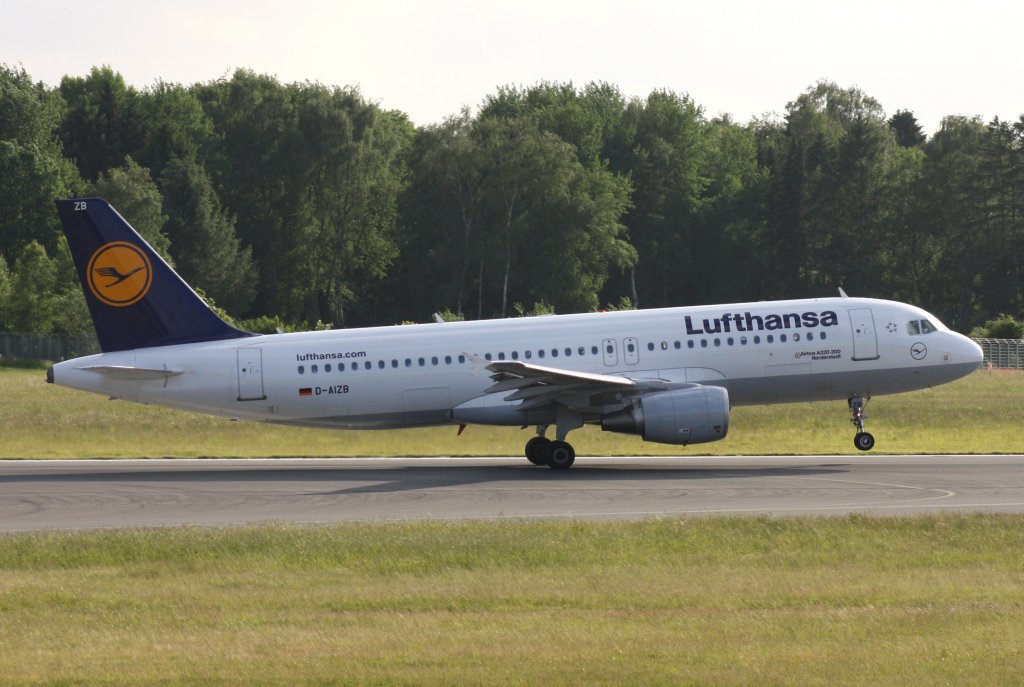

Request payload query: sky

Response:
[3,0,1022,135]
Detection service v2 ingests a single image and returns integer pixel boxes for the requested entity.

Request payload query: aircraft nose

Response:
[958,333,984,367]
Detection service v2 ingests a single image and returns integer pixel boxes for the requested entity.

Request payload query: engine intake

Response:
[601,386,729,445]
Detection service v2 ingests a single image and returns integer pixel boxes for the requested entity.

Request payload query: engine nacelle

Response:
[601,386,729,445]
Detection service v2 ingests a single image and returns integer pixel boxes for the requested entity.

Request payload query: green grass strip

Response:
[3,367,1022,458]
[1,515,1023,685]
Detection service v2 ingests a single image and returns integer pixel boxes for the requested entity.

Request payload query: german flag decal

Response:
[299,388,312,397]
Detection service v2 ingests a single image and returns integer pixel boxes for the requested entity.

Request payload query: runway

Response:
[3,455,1024,531]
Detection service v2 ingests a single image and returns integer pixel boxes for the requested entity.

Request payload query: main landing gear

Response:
[848,396,875,451]
[524,428,576,469]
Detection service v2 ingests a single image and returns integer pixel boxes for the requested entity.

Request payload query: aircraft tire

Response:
[525,437,551,465]
[854,432,875,451]
[545,440,576,469]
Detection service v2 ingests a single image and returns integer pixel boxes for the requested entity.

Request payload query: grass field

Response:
[1,367,1021,458]
[1,515,1024,685]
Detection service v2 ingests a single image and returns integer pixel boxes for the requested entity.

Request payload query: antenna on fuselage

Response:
[837,287,849,298]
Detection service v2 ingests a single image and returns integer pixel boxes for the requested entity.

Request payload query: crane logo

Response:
[87,242,152,307]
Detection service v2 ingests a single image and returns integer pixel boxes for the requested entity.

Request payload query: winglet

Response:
[55,198,254,352]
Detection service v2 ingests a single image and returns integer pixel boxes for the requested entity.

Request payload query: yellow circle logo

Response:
[87,242,153,307]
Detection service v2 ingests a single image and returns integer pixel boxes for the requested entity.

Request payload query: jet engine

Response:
[601,386,729,445]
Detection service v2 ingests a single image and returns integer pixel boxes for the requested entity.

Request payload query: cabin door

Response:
[237,347,266,401]
[849,308,880,361]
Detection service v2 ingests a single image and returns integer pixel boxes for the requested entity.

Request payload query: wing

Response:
[466,353,677,414]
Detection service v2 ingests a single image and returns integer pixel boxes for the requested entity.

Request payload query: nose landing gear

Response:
[849,396,875,451]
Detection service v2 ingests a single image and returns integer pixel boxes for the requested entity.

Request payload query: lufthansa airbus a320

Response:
[48,198,984,468]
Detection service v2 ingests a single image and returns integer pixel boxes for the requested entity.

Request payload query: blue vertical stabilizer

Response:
[55,197,254,352]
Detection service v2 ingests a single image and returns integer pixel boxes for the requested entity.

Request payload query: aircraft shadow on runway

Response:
[0,462,851,496]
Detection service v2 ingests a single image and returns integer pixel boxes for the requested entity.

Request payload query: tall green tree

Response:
[473,116,634,315]
[618,90,708,308]
[0,65,81,260]
[5,241,57,333]
[396,110,486,319]
[763,82,901,299]
[58,66,144,180]
[136,81,214,175]
[196,71,410,324]
[159,156,257,314]
[918,116,989,328]
[889,109,926,148]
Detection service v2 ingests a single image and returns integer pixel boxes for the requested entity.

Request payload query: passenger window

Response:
[525,350,532,359]
[591,346,598,355]
[551,349,558,357]
[405,359,412,367]
[298,365,305,374]
[807,332,814,341]
[647,342,655,351]
[579,347,586,356]
[754,336,761,344]
[445,355,452,365]
[458,354,466,364]
[793,333,800,342]
[418,358,425,366]
[714,338,721,347]
[325,364,332,372]
[364,361,371,370]
[378,360,385,369]
[701,340,708,348]
[740,336,747,345]
[767,335,774,343]
[432,356,438,365]
[564,348,572,356]
[538,349,545,358]
[312,364,318,373]
[688,340,695,349]
[627,342,635,352]
[820,332,827,340]
[780,334,787,343]
[727,337,734,346]
[512,351,519,360]
[674,341,681,349]
[484,353,492,361]
[606,344,614,354]
[392,360,398,368]
[907,320,921,335]
[498,352,506,360]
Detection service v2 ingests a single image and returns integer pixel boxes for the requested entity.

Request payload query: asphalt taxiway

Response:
[2,455,1024,531]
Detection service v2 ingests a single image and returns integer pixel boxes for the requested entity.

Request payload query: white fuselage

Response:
[51,297,983,431]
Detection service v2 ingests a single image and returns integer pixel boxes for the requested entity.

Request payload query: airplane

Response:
[48,198,984,468]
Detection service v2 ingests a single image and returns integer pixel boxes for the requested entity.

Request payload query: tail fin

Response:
[55,197,254,352]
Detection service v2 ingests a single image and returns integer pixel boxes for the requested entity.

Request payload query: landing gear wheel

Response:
[544,440,576,470]
[525,436,551,465]
[854,432,875,451]
[848,396,874,452]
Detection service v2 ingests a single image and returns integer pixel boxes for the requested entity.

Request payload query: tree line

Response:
[1,64,1021,338]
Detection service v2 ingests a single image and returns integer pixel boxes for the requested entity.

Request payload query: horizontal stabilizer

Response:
[77,365,185,380]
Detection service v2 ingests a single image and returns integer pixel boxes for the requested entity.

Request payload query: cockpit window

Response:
[908,319,936,335]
